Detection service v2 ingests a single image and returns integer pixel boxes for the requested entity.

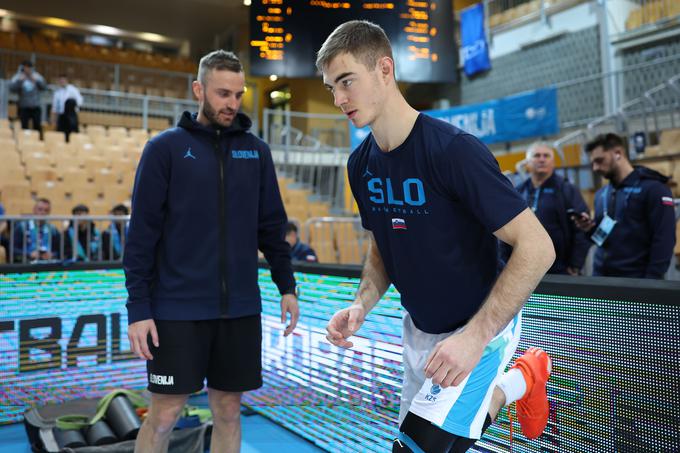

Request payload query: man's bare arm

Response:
[425,208,555,387]
[353,232,391,312]
[326,232,391,348]
[467,208,555,343]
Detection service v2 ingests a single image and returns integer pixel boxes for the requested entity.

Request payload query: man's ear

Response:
[192,80,203,100]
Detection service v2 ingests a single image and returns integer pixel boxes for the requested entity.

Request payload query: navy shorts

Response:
[146,315,262,394]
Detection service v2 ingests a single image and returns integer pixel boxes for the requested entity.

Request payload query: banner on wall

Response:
[461,2,491,77]
[349,87,559,149]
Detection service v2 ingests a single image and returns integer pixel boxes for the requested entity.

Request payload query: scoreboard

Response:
[249,0,458,82]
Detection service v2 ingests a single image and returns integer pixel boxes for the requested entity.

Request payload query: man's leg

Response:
[487,386,507,421]
[30,108,42,137]
[397,314,524,452]
[19,108,30,129]
[134,392,189,453]
[207,388,242,453]
[204,315,263,453]
[496,347,552,439]
[137,319,208,453]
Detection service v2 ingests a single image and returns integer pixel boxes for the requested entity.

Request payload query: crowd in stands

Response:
[0,198,129,264]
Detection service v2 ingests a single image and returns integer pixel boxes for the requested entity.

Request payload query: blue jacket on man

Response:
[290,240,318,262]
[592,166,676,278]
[124,111,295,324]
[501,173,591,274]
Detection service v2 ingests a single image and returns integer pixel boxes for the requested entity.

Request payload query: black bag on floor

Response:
[23,394,210,453]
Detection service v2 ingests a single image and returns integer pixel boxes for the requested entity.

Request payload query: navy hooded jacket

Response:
[592,166,676,279]
[501,173,592,274]
[124,111,295,324]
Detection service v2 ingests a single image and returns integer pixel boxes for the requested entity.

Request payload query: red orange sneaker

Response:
[511,347,552,439]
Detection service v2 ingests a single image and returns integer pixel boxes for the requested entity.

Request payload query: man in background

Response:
[574,133,675,278]
[10,60,47,136]
[285,222,318,262]
[51,74,83,142]
[12,198,60,263]
[502,143,591,275]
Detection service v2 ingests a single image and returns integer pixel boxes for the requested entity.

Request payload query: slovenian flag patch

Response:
[662,196,674,206]
[392,218,407,230]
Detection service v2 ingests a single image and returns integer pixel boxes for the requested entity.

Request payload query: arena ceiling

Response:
[0,0,251,57]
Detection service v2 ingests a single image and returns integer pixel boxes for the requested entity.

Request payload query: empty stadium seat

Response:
[659,128,680,155]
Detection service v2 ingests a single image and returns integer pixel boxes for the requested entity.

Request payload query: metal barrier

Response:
[0,215,129,264]
[0,48,194,99]
[0,214,370,266]
[0,48,259,133]
[553,72,680,180]
[264,109,350,210]
[1,80,259,137]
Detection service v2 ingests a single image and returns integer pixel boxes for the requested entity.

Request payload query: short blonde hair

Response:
[316,20,393,73]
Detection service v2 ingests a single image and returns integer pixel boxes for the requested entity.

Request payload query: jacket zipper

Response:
[214,129,229,316]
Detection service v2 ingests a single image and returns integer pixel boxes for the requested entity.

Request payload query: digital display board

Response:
[2,267,678,453]
[0,269,143,425]
[249,0,458,82]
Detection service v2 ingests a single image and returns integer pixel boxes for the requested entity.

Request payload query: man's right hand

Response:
[573,212,595,232]
[128,319,159,360]
[326,304,366,348]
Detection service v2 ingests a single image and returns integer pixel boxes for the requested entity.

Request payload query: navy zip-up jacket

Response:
[501,173,591,274]
[592,166,676,279]
[124,111,296,324]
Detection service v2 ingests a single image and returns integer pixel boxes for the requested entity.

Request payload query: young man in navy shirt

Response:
[574,133,675,278]
[318,21,556,452]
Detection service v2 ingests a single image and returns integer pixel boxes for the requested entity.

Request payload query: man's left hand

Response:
[424,330,487,388]
[280,293,299,336]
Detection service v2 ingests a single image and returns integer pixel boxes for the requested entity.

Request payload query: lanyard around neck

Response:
[525,186,541,212]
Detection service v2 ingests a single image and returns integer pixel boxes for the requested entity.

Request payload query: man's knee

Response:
[208,390,241,425]
[147,407,183,434]
[146,395,188,434]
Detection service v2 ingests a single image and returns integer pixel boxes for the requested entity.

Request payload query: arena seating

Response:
[0,31,194,98]
[625,0,680,30]
[0,120,146,215]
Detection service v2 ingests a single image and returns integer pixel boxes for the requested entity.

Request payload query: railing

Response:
[0,215,129,265]
[553,73,680,181]
[0,48,194,99]
[0,215,370,267]
[265,109,350,210]
[0,79,259,135]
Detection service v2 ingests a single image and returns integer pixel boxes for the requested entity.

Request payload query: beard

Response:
[201,98,236,128]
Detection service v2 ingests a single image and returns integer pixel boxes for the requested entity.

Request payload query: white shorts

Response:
[399,311,522,440]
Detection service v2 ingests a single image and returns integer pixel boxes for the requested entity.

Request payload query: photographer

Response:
[10,60,47,135]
